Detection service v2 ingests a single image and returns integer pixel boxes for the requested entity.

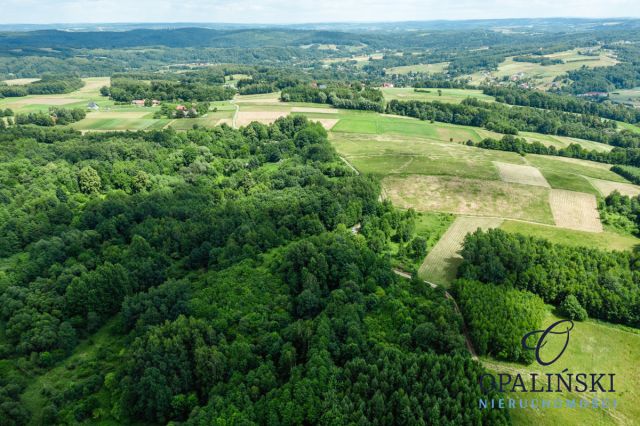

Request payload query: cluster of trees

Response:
[483,86,640,124]
[0,108,14,116]
[386,98,640,147]
[598,190,640,236]
[281,84,385,112]
[512,55,563,65]
[454,279,546,363]
[12,107,86,126]
[154,102,211,119]
[104,76,235,103]
[563,63,640,94]
[0,75,84,97]
[459,229,640,327]
[235,70,301,95]
[0,117,509,424]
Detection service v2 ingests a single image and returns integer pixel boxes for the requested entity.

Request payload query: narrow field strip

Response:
[418,216,503,287]
[587,177,640,197]
[494,161,550,187]
[549,189,603,232]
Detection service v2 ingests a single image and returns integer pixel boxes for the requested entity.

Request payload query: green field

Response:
[610,87,640,108]
[385,62,450,75]
[467,48,619,88]
[381,87,495,103]
[0,77,110,113]
[483,308,640,426]
[501,220,640,251]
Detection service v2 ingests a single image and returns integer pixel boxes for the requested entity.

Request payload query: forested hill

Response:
[0,119,509,424]
[0,28,373,49]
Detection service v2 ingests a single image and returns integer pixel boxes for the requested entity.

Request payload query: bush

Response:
[560,295,588,321]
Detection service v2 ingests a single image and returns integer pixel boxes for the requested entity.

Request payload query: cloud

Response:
[1,0,640,24]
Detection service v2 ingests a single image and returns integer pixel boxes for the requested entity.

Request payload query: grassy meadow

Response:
[467,47,619,88]
[381,87,494,103]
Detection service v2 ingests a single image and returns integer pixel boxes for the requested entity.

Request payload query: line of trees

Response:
[483,86,640,124]
[386,98,640,148]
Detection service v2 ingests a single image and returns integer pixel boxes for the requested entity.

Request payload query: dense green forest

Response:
[0,119,509,425]
[458,229,640,327]
[453,280,546,363]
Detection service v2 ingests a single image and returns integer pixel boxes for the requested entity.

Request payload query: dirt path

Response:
[418,216,503,286]
[339,156,360,175]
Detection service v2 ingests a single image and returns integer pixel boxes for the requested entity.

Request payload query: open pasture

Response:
[500,220,640,251]
[382,174,554,224]
[520,131,613,153]
[418,216,503,286]
[548,189,602,232]
[610,87,640,108]
[0,76,110,113]
[381,87,494,103]
[385,62,450,75]
[467,48,618,87]
[525,154,627,194]
[588,178,640,197]
[494,161,550,187]
[331,132,525,180]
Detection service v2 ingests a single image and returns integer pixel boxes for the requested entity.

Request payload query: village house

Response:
[382,82,394,88]
[87,101,99,111]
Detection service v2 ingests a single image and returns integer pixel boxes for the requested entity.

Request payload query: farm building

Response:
[87,101,99,111]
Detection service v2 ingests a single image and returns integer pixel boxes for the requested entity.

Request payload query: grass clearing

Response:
[587,177,640,197]
[385,62,450,75]
[520,132,613,153]
[381,87,494,104]
[495,161,550,187]
[382,175,554,224]
[484,308,640,426]
[418,216,503,286]
[331,132,525,180]
[500,220,640,251]
[548,189,602,232]
[467,48,618,88]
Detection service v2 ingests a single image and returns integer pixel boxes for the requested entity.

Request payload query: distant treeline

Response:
[0,75,84,97]
[459,229,640,327]
[386,98,640,148]
[483,86,640,124]
[512,55,563,65]
[281,84,385,112]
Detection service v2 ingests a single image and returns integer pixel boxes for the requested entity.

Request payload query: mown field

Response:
[381,87,494,103]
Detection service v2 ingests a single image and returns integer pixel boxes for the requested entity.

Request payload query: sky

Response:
[2,0,640,24]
